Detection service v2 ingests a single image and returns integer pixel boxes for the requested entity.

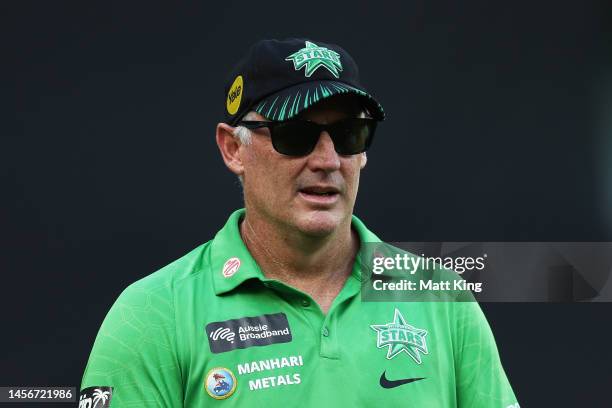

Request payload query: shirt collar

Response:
[210,208,382,296]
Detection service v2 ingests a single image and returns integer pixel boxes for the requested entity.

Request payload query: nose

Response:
[307,131,341,172]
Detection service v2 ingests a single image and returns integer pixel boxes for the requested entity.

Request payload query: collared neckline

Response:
[210,208,381,296]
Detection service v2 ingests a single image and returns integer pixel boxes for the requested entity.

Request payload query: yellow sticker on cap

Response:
[226,75,243,115]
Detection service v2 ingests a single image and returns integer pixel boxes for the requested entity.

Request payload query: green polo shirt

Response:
[80,209,518,407]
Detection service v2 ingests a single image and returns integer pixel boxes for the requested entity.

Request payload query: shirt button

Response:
[322,327,330,337]
[301,299,311,307]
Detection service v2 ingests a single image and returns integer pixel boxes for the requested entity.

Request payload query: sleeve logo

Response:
[79,386,113,408]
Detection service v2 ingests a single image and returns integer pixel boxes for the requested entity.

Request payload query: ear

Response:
[216,123,245,177]
[360,152,367,169]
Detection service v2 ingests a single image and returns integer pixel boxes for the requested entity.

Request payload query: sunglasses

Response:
[237,118,377,156]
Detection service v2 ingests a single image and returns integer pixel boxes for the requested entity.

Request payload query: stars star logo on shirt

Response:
[370,308,429,364]
[285,41,343,78]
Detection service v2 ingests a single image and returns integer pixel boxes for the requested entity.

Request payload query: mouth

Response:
[297,186,341,205]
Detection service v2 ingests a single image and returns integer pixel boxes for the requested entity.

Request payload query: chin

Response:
[293,210,345,237]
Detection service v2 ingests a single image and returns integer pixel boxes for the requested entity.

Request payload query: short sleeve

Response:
[454,301,519,408]
[80,280,183,407]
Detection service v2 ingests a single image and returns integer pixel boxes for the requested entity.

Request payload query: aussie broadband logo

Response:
[285,41,343,78]
[209,327,236,343]
[78,387,113,408]
[370,308,429,364]
[206,313,292,353]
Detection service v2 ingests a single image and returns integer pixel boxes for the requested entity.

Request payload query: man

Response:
[80,38,519,407]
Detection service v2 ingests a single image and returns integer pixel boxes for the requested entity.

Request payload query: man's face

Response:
[239,95,368,237]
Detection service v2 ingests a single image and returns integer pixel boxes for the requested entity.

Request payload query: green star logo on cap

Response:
[285,41,343,78]
[370,308,429,364]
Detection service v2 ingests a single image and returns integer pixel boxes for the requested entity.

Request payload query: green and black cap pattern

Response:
[223,38,385,125]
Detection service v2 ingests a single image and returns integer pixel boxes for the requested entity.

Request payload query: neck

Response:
[240,210,359,310]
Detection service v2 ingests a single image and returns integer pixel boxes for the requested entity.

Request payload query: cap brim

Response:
[251,80,385,122]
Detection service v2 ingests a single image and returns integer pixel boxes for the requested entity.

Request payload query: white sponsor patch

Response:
[222,257,241,278]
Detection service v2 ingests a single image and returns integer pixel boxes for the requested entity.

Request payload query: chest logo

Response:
[206,313,292,353]
[205,367,237,400]
[370,308,429,364]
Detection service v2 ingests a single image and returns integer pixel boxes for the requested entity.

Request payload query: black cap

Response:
[223,38,385,125]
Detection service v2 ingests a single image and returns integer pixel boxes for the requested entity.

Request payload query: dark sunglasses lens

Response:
[270,122,320,156]
[269,119,377,156]
[331,119,376,155]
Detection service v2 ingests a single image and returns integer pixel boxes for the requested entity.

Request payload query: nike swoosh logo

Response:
[379,370,425,389]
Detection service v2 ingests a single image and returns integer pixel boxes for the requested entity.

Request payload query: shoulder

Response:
[94,241,214,342]
[83,242,214,372]
[120,241,212,300]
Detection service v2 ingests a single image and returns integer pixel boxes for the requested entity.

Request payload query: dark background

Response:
[2,0,612,406]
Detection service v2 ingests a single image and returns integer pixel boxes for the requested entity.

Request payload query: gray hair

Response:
[232,111,260,185]
[232,111,260,146]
